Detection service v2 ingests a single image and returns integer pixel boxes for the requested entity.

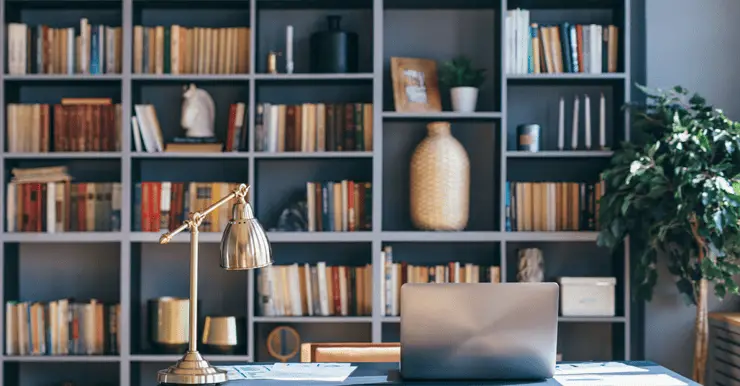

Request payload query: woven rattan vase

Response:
[410,121,470,231]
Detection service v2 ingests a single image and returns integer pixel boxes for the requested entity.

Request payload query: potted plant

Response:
[439,56,485,113]
[598,85,740,384]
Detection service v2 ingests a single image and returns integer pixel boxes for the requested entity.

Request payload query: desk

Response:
[225,361,698,385]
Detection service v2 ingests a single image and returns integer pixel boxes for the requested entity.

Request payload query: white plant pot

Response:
[450,87,479,113]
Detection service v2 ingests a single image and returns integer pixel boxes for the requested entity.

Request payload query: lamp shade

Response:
[220,198,273,270]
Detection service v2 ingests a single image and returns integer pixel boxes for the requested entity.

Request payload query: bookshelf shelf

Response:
[253,316,373,323]
[503,232,600,242]
[4,152,124,159]
[3,356,122,362]
[253,151,373,159]
[254,73,374,81]
[382,112,503,120]
[505,151,614,158]
[3,74,123,81]
[0,0,635,384]
[3,232,124,243]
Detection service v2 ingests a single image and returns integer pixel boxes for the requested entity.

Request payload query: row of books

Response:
[133,26,250,75]
[505,181,605,232]
[256,103,373,153]
[506,9,619,74]
[306,181,372,232]
[5,300,120,356]
[381,247,501,316]
[257,263,372,317]
[7,100,122,153]
[6,166,122,233]
[7,20,122,75]
[134,182,244,232]
[131,104,165,153]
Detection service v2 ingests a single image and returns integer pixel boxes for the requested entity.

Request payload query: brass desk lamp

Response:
[156,183,272,385]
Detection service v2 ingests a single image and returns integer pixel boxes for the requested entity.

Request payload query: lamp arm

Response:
[159,183,250,244]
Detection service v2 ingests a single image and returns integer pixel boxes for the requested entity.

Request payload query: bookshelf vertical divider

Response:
[0,0,634,384]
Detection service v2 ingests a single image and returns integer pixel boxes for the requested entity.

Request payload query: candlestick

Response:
[584,95,591,149]
[286,25,294,74]
[558,97,565,151]
[571,96,579,150]
[600,93,606,149]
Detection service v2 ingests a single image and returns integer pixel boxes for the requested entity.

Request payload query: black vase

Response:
[310,15,358,73]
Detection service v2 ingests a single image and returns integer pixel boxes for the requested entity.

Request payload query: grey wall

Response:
[644,0,740,377]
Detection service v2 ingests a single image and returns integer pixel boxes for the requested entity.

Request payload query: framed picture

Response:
[391,57,442,113]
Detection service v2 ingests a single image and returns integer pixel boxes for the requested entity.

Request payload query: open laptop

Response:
[400,282,559,380]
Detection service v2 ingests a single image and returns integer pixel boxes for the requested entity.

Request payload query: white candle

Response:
[584,94,591,149]
[558,97,565,150]
[600,93,606,149]
[572,96,579,150]
[286,25,294,74]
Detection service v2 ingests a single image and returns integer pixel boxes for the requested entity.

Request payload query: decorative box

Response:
[558,277,616,317]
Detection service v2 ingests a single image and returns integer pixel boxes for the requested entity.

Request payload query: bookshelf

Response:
[0,0,635,385]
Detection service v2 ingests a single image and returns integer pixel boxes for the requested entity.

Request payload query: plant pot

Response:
[450,87,479,113]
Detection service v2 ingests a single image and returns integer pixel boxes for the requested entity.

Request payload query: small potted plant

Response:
[439,56,486,113]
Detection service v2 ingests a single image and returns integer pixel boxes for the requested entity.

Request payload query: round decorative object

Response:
[517,124,541,152]
[517,248,545,282]
[266,326,301,363]
[410,121,470,231]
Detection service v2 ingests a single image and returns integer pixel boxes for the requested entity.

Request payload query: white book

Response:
[504,12,512,74]
[266,267,279,316]
[390,265,398,316]
[80,19,89,74]
[338,266,348,316]
[590,25,600,74]
[263,104,276,152]
[7,182,16,232]
[292,264,303,315]
[98,25,105,73]
[317,262,330,316]
[133,105,156,152]
[306,182,315,232]
[106,26,115,74]
[46,182,56,233]
[131,116,143,152]
[582,26,590,73]
[6,303,17,355]
[521,10,530,74]
[304,263,314,316]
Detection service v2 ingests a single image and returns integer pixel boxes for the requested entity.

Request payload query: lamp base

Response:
[157,351,228,385]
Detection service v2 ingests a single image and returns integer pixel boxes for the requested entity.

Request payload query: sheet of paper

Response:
[555,374,687,386]
[220,363,357,381]
[555,362,649,375]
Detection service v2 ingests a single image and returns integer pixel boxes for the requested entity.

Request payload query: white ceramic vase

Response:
[450,87,479,113]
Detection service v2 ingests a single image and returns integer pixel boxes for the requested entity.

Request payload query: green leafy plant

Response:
[439,56,485,88]
[597,85,740,383]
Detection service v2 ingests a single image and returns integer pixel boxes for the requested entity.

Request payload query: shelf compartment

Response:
[380,241,500,268]
[254,158,372,231]
[381,231,503,242]
[3,232,124,242]
[507,158,610,182]
[3,355,121,362]
[504,232,599,242]
[253,151,373,159]
[507,84,620,152]
[2,362,119,386]
[383,9,499,112]
[130,354,252,362]
[132,158,249,185]
[256,82,372,106]
[256,9,373,74]
[4,152,123,159]
[132,82,249,150]
[4,81,121,106]
[507,73,627,83]
[382,316,626,323]
[558,322,622,361]
[130,242,248,356]
[131,152,251,159]
[506,151,613,158]
[131,74,252,81]
[4,74,123,81]
[255,73,375,81]
[257,0,372,10]
[267,232,374,243]
[255,322,371,362]
[507,0,622,9]
[382,120,499,232]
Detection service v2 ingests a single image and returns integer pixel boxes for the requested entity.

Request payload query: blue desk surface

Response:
[226,361,698,385]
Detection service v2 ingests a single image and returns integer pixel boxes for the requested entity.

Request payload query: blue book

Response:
[560,23,572,73]
[326,182,334,232]
[90,26,99,74]
[569,25,580,73]
[322,183,330,232]
[528,25,536,73]
[505,182,512,231]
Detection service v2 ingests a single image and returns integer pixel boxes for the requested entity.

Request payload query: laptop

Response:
[400,282,559,380]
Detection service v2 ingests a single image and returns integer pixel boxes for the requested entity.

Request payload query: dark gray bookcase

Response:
[0,0,634,385]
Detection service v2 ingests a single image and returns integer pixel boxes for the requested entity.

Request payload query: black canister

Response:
[517,124,541,152]
[310,15,358,73]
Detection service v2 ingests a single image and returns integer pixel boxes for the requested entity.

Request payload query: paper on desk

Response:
[218,363,357,381]
[554,374,687,386]
[555,362,648,375]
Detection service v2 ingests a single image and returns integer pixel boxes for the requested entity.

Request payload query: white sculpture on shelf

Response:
[517,248,544,283]
[181,83,216,138]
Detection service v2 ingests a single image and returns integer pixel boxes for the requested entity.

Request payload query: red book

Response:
[23,184,32,232]
[331,267,341,316]
[225,104,236,151]
[151,183,162,232]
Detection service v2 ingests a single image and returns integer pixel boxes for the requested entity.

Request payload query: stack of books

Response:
[255,103,373,153]
[133,25,250,74]
[505,181,606,232]
[505,9,619,74]
[257,263,372,317]
[134,182,245,232]
[5,300,120,356]
[7,19,122,75]
[7,98,122,153]
[306,181,372,232]
[6,166,122,233]
[381,246,501,316]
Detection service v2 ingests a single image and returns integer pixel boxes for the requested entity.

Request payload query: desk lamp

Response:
[156,183,272,385]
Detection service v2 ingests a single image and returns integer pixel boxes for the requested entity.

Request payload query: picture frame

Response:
[391,57,442,113]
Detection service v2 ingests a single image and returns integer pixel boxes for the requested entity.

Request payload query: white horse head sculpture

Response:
[181,84,216,138]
